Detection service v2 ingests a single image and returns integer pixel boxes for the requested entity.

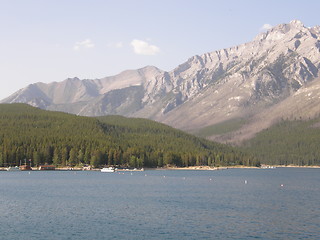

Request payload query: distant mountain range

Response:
[3,20,320,143]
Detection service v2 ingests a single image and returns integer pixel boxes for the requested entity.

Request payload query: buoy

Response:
[244,180,247,184]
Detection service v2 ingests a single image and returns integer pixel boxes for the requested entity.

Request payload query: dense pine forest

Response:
[0,104,259,168]
[242,118,320,166]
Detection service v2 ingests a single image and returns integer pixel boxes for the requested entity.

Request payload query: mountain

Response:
[0,103,258,168]
[1,66,163,116]
[3,20,320,143]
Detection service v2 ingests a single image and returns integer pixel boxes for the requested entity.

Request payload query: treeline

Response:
[0,103,259,168]
[242,118,320,166]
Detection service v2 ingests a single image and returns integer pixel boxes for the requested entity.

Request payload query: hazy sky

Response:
[1,0,320,100]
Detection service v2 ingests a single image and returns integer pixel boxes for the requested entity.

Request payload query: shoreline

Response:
[272,165,320,169]
[1,165,320,172]
[154,164,320,171]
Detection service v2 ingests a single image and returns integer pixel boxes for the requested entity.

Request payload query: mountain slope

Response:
[241,117,320,166]
[155,20,320,129]
[1,66,163,115]
[0,103,258,168]
[2,20,320,143]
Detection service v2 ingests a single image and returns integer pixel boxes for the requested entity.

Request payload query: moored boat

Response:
[38,165,55,170]
[101,167,115,173]
[261,165,276,169]
[6,166,20,171]
[19,165,32,171]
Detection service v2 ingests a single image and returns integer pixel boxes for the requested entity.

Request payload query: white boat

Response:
[6,166,20,171]
[261,165,276,169]
[101,167,115,173]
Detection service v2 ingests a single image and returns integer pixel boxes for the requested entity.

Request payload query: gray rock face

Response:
[2,66,163,116]
[3,20,320,143]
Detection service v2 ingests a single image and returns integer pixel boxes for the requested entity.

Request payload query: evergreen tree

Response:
[68,148,78,166]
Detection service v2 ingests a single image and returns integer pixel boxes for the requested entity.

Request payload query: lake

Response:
[0,168,319,239]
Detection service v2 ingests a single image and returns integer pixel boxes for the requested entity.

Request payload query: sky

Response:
[1,0,320,100]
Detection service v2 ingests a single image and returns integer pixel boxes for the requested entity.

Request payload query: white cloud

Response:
[130,39,160,55]
[107,41,123,48]
[73,39,95,51]
[115,42,123,48]
[260,24,273,32]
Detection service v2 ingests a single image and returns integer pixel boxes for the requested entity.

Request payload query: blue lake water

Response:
[0,168,319,240]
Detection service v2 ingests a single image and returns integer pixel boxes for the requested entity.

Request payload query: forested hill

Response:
[242,118,320,166]
[0,103,259,168]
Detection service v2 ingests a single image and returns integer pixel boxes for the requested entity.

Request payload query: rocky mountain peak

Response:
[289,19,304,27]
[65,77,81,82]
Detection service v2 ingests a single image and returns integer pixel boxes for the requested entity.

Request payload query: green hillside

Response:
[0,103,258,168]
[194,118,247,138]
[241,118,320,166]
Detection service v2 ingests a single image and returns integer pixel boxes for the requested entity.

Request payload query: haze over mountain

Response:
[3,20,320,143]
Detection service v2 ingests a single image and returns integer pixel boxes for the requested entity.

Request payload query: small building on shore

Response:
[38,165,55,170]
[20,165,32,171]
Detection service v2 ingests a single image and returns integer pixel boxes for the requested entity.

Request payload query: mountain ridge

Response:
[2,20,320,143]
